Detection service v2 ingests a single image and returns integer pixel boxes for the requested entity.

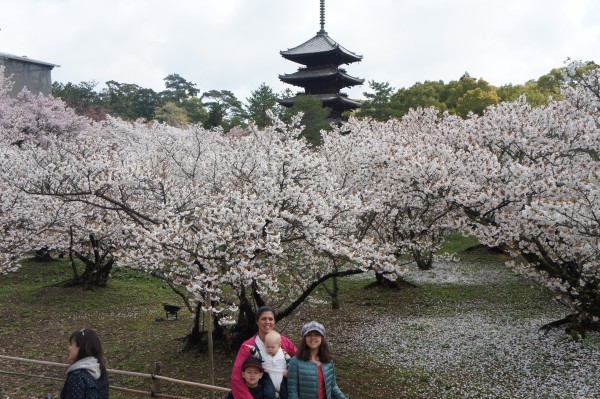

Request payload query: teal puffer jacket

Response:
[287,357,347,399]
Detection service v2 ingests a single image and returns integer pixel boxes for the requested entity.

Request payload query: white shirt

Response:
[255,337,288,394]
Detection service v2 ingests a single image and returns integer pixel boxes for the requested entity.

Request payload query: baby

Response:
[247,331,291,399]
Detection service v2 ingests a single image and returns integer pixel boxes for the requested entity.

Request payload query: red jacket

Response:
[231,334,297,399]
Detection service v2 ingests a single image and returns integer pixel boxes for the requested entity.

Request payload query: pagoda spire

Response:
[319,0,326,34]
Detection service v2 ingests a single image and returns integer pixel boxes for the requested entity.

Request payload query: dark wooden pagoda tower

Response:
[277,0,364,119]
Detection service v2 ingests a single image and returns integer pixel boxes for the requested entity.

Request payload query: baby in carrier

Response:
[247,330,291,399]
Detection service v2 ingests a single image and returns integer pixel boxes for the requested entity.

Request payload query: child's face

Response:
[305,331,322,350]
[68,340,79,363]
[264,338,281,356]
[242,366,263,388]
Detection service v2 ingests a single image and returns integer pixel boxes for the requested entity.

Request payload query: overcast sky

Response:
[1,0,598,101]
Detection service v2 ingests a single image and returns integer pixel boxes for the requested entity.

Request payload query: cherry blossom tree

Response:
[1,61,597,339]
[0,67,90,147]
[108,115,397,340]
[0,67,121,287]
[320,61,598,332]
[2,107,398,341]
[448,61,599,333]
[322,112,474,273]
[0,129,129,287]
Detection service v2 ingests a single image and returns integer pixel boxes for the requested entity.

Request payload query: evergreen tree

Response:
[202,89,246,131]
[100,80,159,121]
[291,95,331,147]
[161,73,200,104]
[154,102,190,127]
[392,80,447,116]
[246,83,278,128]
[354,80,401,121]
[52,81,107,121]
[276,88,297,124]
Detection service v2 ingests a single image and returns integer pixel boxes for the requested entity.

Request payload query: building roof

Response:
[279,66,364,86]
[278,93,362,109]
[280,32,362,65]
[0,51,60,68]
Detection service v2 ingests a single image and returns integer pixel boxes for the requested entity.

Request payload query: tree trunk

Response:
[34,247,53,262]
[228,285,259,348]
[278,269,364,319]
[372,272,415,289]
[189,269,367,349]
[187,301,203,345]
[520,240,600,333]
[68,226,79,281]
[412,249,433,270]
[68,234,114,289]
[320,278,340,310]
[331,276,340,310]
[184,299,230,351]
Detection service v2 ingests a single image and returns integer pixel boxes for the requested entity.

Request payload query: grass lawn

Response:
[1,239,599,398]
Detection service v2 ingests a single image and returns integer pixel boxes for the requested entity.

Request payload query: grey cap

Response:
[301,321,326,337]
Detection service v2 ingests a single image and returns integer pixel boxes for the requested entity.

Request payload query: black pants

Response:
[279,377,288,399]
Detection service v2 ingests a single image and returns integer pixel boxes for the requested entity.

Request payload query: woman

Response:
[287,321,346,399]
[61,328,109,399]
[231,306,297,399]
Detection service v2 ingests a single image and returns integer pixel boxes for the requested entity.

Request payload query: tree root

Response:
[540,313,587,340]
[365,275,417,290]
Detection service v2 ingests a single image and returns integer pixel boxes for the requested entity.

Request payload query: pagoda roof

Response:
[279,67,364,86]
[278,93,362,109]
[280,32,362,65]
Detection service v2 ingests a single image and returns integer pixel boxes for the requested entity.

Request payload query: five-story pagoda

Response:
[277,0,364,119]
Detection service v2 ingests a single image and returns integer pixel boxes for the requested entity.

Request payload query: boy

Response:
[228,358,276,399]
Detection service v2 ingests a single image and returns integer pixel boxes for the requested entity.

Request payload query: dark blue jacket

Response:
[60,369,109,399]
[227,373,276,399]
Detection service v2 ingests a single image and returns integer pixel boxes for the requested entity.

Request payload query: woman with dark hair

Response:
[231,306,297,399]
[287,321,346,399]
[60,328,109,399]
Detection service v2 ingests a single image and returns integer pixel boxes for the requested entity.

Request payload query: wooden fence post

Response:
[152,362,162,397]
[206,293,215,399]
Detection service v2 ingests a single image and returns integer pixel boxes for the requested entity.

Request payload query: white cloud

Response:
[1,0,597,101]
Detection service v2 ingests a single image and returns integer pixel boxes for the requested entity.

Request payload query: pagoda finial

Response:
[319,0,326,34]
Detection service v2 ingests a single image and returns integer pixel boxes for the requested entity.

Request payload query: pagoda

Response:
[277,0,364,119]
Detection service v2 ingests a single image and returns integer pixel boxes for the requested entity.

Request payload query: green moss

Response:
[437,233,480,254]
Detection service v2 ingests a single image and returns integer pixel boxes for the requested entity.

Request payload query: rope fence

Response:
[0,354,231,398]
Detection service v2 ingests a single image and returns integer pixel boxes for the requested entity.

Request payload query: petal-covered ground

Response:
[333,260,600,398]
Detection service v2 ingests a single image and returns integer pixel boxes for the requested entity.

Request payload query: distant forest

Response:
[52,63,593,135]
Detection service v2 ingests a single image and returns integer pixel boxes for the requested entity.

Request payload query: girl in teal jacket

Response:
[287,321,347,399]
